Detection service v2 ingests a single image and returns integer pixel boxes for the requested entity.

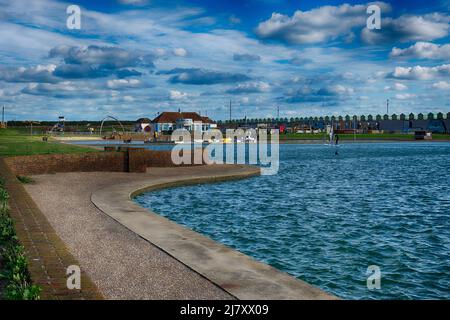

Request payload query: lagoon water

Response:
[134,142,450,299]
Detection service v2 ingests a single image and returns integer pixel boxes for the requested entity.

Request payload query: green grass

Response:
[279,133,450,141]
[16,176,34,184]
[0,128,98,157]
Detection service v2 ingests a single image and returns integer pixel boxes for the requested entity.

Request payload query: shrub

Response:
[0,181,41,300]
[16,176,34,184]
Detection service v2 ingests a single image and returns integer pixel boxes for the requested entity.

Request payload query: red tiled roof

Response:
[152,112,214,123]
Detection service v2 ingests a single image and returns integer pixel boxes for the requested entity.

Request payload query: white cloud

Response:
[395,93,417,100]
[432,81,450,90]
[122,95,135,102]
[21,81,83,97]
[169,90,189,100]
[389,64,450,80]
[0,64,58,83]
[226,81,270,94]
[385,82,408,91]
[173,48,188,57]
[362,14,450,44]
[327,84,354,95]
[106,79,142,89]
[255,2,391,44]
[391,42,450,59]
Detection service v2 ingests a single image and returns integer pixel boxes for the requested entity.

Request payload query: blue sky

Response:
[0,0,449,121]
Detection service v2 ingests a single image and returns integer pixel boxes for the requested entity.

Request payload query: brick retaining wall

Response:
[4,152,125,176]
[4,148,207,176]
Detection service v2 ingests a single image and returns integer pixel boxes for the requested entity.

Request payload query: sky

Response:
[0,0,449,121]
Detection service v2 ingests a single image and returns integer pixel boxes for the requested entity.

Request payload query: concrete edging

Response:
[90,165,337,300]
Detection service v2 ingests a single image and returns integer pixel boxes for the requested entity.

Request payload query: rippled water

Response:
[135,143,450,299]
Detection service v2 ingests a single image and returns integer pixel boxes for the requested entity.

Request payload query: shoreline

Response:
[24,165,336,300]
[91,165,336,300]
[64,138,450,148]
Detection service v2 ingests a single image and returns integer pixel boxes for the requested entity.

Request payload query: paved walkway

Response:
[0,158,102,300]
[24,168,243,299]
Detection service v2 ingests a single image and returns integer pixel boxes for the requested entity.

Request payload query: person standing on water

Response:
[335,134,339,155]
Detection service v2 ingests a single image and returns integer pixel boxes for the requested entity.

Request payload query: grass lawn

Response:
[279,133,450,141]
[0,128,98,157]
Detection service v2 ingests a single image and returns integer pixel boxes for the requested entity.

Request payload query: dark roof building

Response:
[152,112,214,124]
[151,111,216,132]
[136,117,152,123]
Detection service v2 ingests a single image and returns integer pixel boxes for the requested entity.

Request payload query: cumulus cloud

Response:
[49,45,155,70]
[432,81,450,90]
[169,90,189,100]
[0,64,58,83]
[106,79,143,90]
[385,82,408,91]
[255,2,391,44]
[390,42,450,59]
[115,69,143,78]
[0,45,156,82]
[388,64,450,80]
[226,81,270,94]
[233,53,261,62]
[173,48,188,57]
[159,68,251,85]
[53,64,111,79]
[20,82,93,98]
[395,93,417,100]
[362,14,450,44]
[284,85,354,103]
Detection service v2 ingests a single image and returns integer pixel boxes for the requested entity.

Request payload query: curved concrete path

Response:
[91,165,336,300]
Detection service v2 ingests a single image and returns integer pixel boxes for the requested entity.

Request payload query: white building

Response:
[150,112,216,133]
